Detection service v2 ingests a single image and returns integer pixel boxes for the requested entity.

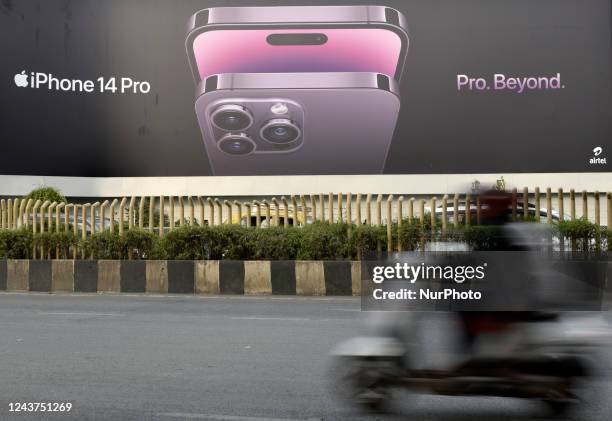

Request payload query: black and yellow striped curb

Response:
[0,260,361,296]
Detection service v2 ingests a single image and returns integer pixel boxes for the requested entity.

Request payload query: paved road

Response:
[0,293,610,421]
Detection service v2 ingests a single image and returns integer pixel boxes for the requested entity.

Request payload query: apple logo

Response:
[14,70,28,88]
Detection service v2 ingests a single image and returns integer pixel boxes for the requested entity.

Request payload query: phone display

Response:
[192,28,403,81]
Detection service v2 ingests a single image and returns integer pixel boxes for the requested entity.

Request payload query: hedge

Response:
[0,220,609,260]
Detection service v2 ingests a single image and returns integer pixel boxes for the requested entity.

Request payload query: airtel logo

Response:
[589,146,606,165]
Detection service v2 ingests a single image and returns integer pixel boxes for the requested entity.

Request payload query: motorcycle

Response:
[331,310,610,416]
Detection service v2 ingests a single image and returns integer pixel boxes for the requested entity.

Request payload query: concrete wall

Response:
[1,173,609,197]
[0,260,362,296]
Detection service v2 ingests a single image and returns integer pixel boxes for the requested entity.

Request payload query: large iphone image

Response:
[185,5,409,175]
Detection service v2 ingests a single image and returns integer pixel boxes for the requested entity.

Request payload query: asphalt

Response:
[0,293,610,421]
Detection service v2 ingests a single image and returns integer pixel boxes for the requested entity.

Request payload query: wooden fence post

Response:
[119,197,126,236]
[13,199,20,229]
[319,193,325,222]
[222,200,231,224]
[159,196,165,236]
[18,198,26,228]
[189,196,195,225]
[169,196,175,230]
[71,204,77,237]
[199,197,205,227]
[271,198,279,227]
[127,196,135,231]
[558,188,564,222]
[7,199,13,229]
[523,187,529,220]
[534,187,540,222]
[300,195,307,226]
[375,195,382,226]
[109,199,118,233]
[430,197,437,233]
[55,203,63,258]
[91,202,100,236]
[441,195,448,236]
[263,200,270,227]
[100,200,109,232]
[25,199,33,228]
[148,196,155,233]
[138,197,145,228]
[177,196,185,227]
[419,199,425,226]
[206,198,214,226]
[46,202,56,259]
[346,193,352,227]
[594,191,600,226]
[64,204,72,233]
[386,195,394,251]
[546,188,552,224]
[290,196,297,226]
[254,201,261,228]
[81,204,88,259]
[281,197,289,227]
[511,188,517,221]
[408,197,414,222]
[310,195,317,222]
[244,202,251,227]
[234,201,242,226]
[453,194,459,228]
[0,199,5,229]
[397,196,404,252]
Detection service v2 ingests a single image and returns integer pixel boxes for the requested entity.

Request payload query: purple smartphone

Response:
[195,72,400,175]
[186,6,409,83]
[185,6,409,175]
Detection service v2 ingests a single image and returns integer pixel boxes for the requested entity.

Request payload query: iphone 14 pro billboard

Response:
[0,0,610,176]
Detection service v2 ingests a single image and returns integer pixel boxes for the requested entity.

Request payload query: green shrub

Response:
[125,229,157,259]
[249,227,302,260]
[298,222,350,260]
[154,225,213,260]
[557,218,599,252]
[350,224,387,259]
[462,225,503,250]
[398,220,424,251]
[0,228,33,259]
[82,231,125,259]
[25,186,67,204]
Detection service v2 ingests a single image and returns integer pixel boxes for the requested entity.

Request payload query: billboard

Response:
[0,0,610,177]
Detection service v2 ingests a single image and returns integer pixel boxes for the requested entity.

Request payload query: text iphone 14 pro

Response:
[194,72,400,175]
[185,5,409,175]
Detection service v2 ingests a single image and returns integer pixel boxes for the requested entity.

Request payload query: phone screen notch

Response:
[266,33,328,46]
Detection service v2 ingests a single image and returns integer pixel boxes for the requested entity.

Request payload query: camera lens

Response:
[211,104,253,131]
[260,118,301,144]
[217,133,255,155]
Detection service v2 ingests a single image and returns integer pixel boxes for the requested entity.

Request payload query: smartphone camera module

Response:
[217,133,256,155]
[211,104,253,131]
[260,118,301,144]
